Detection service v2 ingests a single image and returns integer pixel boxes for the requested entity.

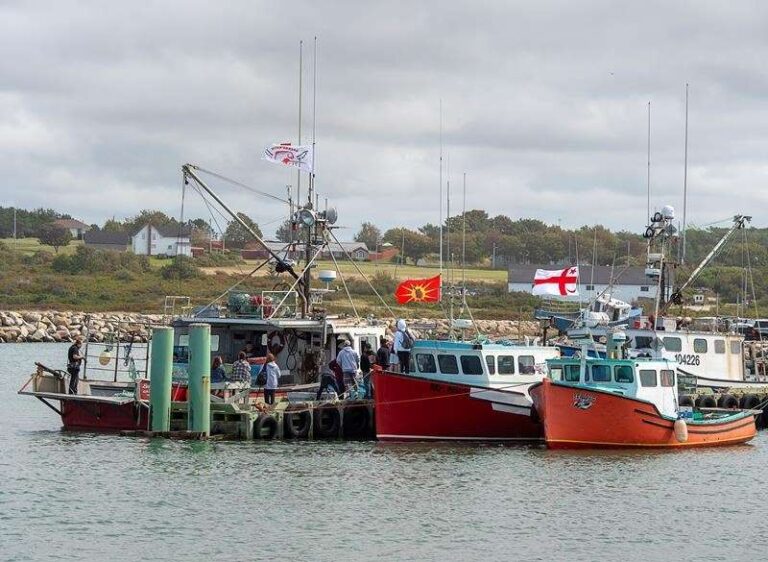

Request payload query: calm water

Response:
[2,343,768,561]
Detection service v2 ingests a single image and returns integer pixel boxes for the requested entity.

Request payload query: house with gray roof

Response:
[83,230,131,252]
[508,263,657,303]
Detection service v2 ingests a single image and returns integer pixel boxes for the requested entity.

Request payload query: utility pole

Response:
[13,207,17,239]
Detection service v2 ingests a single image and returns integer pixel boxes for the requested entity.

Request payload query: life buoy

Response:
[284,408,311,438]
[314,406,341,438]
[266,331,286,355]
[342,405,372,439]
[253,414,278,439]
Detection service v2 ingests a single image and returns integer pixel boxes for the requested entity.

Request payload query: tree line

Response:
[351,211,768,271]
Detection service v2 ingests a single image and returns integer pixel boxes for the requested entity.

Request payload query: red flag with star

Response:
[395,274,442,304]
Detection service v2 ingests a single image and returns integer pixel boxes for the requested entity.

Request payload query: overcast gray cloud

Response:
[2,0,768,238]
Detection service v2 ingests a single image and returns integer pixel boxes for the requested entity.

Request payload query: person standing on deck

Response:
[232,352,251,383]
[376,337,390,370]
[337,339,360,393]
[388,338,399,372]
[393,319,414,374]
[67,338,85,394]
[360,343,375,399]
[263,352,280,405]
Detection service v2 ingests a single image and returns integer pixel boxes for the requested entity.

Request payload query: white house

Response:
[131,224,192,257]
[508,263,657,303]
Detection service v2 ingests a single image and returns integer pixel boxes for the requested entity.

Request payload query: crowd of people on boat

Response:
[64,320,415,406]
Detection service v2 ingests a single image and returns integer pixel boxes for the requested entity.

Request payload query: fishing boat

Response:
[373,339,559,441]
[19,163,386,433]
[557,209,768,389]
[528,332,759,449]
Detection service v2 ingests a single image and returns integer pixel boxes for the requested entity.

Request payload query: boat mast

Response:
[682,83,689,265]
[296,40,303,226]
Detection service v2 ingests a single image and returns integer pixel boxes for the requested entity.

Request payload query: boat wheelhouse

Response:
[374,339,559,441]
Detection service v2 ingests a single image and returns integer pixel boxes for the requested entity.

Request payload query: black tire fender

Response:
[284,408,311,439]
[254,414,278,440]
[314,406,341,438]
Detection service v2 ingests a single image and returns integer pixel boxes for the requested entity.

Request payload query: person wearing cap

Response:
[67,338,85,394]
[336,339,360,394]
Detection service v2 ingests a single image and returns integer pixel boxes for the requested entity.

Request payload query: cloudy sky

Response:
[2,1,767,238]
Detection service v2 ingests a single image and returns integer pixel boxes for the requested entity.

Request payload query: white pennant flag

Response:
[262,142,314,173]
[532,266,579,297]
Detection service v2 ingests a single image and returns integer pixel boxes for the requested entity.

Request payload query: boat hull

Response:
[373,370,542,442]
[61,398,147,431]
[529,379,757,449]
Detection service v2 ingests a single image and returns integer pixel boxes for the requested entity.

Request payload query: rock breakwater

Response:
[0,310,542,343]
[0,311,166,343]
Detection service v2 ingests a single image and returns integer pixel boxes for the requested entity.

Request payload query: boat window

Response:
[549,366,562,381]
[485,355,496,375]
[518,355,536,374]
[714,339,725,354]
[660,370,675,387]
[635,336,654,349]
[564,364,581,382]
[437,354,459,375]
[639,370,657,387]
[498,356,515,375]
[614,365,634,383]
[590,364,611,382]
[460,355,483,375]
[730,341,741,355]
[693,338,708,353]
[663,337,682,352]
[416,353,437,374]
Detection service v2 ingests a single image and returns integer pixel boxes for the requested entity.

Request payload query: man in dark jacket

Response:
[67,338,85,394]
[376,337,390,369]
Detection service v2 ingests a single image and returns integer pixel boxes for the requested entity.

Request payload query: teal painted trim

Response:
[188,323,211,435]
[149,326,173,432]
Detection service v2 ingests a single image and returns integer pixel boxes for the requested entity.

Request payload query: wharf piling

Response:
[148,326,173,432]
[188,323,211,436]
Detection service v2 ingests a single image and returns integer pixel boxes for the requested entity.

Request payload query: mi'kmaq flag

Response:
[531,266,579,297]
[262,142,314,173]
[395,274,441,304]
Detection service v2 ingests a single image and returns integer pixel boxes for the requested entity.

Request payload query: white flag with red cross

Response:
[532,266,579,296]
[262,142,314,173]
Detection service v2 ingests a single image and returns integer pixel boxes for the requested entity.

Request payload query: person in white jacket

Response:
[393,319,413,374]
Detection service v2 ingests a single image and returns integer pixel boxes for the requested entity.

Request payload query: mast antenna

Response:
[439,100,443,278]
[646,100,651,223]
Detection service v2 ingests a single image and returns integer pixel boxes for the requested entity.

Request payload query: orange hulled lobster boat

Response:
[529,336,759,449]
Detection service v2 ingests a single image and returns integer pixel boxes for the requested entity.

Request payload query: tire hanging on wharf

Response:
[284,408,311,439]
[314,406,341,438]
[254,414,278,440]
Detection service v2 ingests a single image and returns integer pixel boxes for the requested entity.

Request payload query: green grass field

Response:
[201,259,508,284]
[0,237,83,256]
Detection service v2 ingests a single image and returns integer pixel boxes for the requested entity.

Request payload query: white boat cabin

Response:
[626,329,743,381]
[406,340,559,390]
[547,357,679,418]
